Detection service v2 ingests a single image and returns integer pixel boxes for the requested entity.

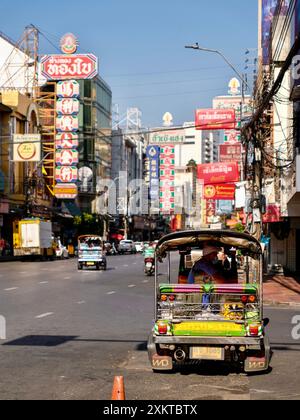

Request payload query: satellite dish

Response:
[78,167,93,192]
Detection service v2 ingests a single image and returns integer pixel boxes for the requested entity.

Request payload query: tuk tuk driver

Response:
[188,245,237,285]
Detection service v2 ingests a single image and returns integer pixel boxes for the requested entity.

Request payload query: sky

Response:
[0,0,258,128]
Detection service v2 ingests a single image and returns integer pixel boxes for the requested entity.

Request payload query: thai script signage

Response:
[41,54,98,80]
[195,109,236,130]
[13,134,41,162]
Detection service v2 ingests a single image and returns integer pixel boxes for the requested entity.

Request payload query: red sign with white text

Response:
[195,109,236,130]
[41,54,98,80]
[204,184,236,200]
[219,144,242,163]
[198,162,240,184]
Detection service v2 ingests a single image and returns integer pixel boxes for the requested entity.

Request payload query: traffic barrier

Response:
[111,376,126,400]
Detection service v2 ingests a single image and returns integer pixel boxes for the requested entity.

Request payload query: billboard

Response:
[262,0,289,65]
[55,149,79,166]
[41,54,98,80]
[197,162,240,184]
[195,109,236,130]
[203,184,236,201]
[13,134,41,162]
[55,166,78,183]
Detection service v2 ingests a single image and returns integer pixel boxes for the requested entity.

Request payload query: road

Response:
[0,255,299,400]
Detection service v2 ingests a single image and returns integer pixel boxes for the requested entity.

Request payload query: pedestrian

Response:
[0,237,5,257]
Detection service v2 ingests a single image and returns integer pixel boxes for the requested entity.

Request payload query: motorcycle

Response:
[144,257,155,276]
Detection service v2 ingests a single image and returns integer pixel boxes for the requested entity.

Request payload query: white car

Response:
[118,240,137,254]
[134,242,144,253]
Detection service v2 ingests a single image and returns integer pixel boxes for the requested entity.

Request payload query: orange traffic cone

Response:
[111,376,126,400]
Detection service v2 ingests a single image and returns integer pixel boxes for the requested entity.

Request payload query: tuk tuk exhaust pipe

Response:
[174,348,186,363]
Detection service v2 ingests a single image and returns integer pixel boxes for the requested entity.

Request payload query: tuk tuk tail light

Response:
[249,325,259,336]
[169,295,176,302]
[161,295,168,302]
[248,295,257,304]
[158,323,168,335]
[241,295,248,304]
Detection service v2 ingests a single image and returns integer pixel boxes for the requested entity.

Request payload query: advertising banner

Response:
[57,80,80,98]
[13,134,41,162]
[262,1,289,65]
[262,205,282,223]
[54,184,78,199]
[159,146,175,213]
[55,166,78,183]
[197,162,240,184]
[219,144,242,162]
[195,109,236,130]
[224,130,241,144]
[56,115,79,132]
[56,98,80,115]
[203,184,236,201]
[56,133,79,149]
[41,54,98,80]
[146,146,160,201]
[150,130,185,144]
[55,149,79,166]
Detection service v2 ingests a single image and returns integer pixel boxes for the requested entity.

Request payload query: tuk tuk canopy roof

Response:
[156,230,262,260]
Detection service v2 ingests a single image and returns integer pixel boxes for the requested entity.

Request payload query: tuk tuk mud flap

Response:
[172,322,246,337]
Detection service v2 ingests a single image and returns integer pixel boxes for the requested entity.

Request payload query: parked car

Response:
[134,242,144,253]
[118,240,137,254]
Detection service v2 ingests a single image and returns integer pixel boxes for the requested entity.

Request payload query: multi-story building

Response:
[247,0,300,272]
[78,77,112,213]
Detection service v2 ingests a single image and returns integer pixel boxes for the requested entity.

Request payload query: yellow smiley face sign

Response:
[204,185,216,199]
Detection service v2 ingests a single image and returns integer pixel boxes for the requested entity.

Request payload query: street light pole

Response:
[185,43,250,94]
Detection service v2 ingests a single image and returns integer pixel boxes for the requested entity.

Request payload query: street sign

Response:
[41,54,98,80]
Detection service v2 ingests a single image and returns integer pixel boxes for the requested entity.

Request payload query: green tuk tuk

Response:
[148,230,271,374]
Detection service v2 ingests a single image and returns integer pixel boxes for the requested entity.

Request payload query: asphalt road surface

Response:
[0,255,299,400]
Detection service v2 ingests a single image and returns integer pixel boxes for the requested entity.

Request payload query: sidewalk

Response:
[264,274,300,307]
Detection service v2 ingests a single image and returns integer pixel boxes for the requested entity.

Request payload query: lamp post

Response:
[185,43,250,96]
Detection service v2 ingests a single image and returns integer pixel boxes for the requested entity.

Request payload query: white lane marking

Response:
[19,272,28,275]
[107,291,116,295]
[39,281,49,285]
[35,313,54,319]
[64,277,71,280]
[128,285,136,288]
[142,280,149,284]
[4,287,19,291]
[77,301,86,305]
[123,265,129,267]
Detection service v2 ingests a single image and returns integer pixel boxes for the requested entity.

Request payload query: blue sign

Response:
[146,146,160,201]
[0,170,5,192]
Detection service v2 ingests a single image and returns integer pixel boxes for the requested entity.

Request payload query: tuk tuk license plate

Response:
[87,262,95,266]
[190,347,225,361]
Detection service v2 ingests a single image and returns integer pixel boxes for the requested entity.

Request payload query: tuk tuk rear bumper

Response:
[153,335,263,349]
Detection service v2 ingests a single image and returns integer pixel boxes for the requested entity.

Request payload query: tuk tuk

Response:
[77,235,107,271]
[148,230,271,374]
